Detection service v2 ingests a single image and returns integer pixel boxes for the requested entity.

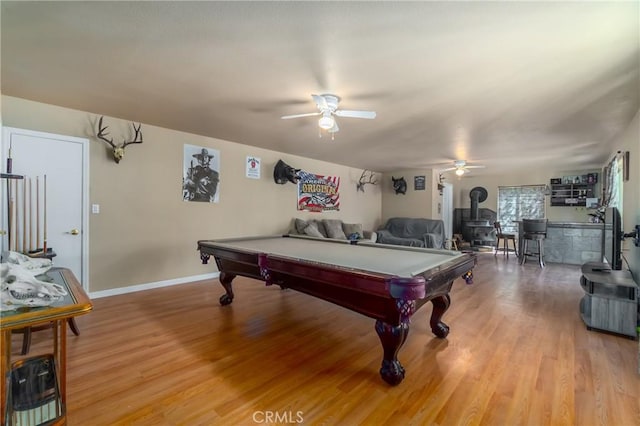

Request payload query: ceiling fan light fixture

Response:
[284,94,375,135]
[455,168,465,176]
[318,114,335,130]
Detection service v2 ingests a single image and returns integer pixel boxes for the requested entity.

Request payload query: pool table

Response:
[197,234,475,385]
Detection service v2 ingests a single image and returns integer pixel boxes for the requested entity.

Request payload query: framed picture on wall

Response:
[182,144,220,203]
[246,156,261,179]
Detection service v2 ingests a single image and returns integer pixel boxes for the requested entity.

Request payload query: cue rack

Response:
[2,147,50,258]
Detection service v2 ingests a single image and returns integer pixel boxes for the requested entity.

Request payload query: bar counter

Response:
[517,221,602,265]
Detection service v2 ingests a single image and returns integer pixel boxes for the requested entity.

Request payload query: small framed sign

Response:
[246,156,261,179]
[414,175,426,191]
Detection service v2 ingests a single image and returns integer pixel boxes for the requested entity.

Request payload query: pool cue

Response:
[29,177,34,251]
[14,179,21,252]
[6,179,12,251]
[6,142,14,250]
[22,177,27,253]
[11,180,18,251]
[8,188,14,251]
[15,179,21,252]
[43,174,47,254]
[36,176,40,249]
[6,142,12,174]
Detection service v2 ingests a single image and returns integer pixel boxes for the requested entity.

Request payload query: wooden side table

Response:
[1,267,92,426]
[11,251,82,355]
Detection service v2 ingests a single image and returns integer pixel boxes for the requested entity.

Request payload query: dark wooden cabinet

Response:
[550,183,595,207]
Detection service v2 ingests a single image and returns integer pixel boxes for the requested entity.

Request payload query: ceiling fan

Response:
[281,94,376,134]
[440,160,486,176]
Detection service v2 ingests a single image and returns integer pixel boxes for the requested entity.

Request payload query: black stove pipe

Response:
[470,189,481,220]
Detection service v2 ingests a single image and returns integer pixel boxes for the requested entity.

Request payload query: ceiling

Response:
[2,1,638,175]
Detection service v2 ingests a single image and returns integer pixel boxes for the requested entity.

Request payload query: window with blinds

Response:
[497,185,546,234]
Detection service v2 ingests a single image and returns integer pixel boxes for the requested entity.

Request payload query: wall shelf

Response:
[550,183,595,207]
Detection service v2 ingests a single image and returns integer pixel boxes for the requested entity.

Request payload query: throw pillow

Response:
[323,219,347,239]
[294,218,308,234]
[342,223,364,239]
[303,221,325,238]
[310,219,328,237]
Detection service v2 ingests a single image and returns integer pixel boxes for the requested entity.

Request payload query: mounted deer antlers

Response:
[356,169,378,192]
[96,116,143,163]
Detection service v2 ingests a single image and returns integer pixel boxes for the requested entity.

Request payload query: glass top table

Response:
[1,267,92,425]
[1,267,92,330]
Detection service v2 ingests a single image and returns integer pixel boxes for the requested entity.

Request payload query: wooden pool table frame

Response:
[198,235,475,385]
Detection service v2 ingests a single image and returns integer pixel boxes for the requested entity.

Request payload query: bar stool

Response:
[494,221,518,257]
[519,219,548,267]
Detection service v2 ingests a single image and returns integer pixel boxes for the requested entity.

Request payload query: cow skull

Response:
[3,250,53,276]
[1,263,67,310]
[96,116,143,163]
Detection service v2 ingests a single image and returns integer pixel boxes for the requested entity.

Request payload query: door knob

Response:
[69,229,80,235]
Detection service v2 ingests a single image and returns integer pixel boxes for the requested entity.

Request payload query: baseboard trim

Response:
[89,272,220,299]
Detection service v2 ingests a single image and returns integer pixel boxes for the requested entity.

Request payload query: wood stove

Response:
[461,187,496,247]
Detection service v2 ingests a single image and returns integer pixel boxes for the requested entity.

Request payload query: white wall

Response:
[615,110,639,276]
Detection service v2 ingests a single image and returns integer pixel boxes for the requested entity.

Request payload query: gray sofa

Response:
[376,217,446,248]
[289,218,377,242]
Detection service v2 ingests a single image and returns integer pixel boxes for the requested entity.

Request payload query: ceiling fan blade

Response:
[439,167,457,172]
[281,112,321,119]
[334,110,376,119]
[465,165,486,169]
[312,94,328,111]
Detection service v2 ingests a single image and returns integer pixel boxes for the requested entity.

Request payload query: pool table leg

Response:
[375,320,409,386]
[429,294,451,338]
[218,272,236,305]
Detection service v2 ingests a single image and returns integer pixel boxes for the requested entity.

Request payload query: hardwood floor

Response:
[13,253,640,425]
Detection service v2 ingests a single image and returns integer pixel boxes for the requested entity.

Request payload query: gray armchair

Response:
[376,217,446,249]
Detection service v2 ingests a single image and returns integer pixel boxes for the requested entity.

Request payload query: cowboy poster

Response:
[297,171,340,212]
[182,144,220,203]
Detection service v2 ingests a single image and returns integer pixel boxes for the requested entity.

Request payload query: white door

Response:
[1,127,89,288]
[442,183,454,243]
